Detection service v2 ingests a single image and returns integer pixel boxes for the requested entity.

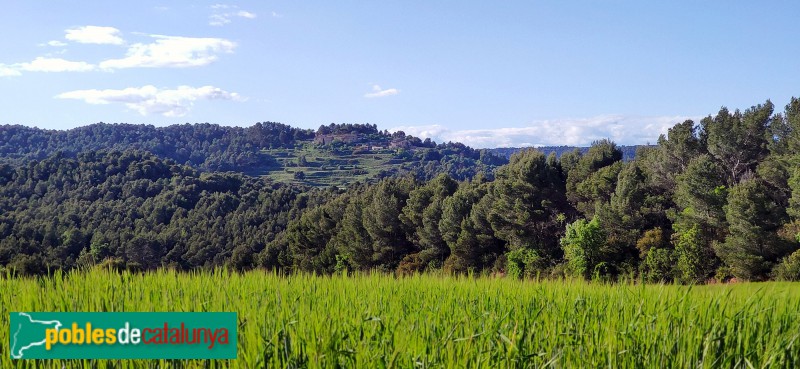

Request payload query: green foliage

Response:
[674,223,716,284]
[0,122,507,189]
[0,150,322,273]
[560,218,606,279]
[642,248,675,283]
[0,122,311,171]
[716,178,792,280]
[504,248,541,279]
[673,154,728,230]
[650,120,704,193]
[788,167,800,218]
[636,228,669,258]
[702,102,772,185]
[488,149,568,261]
[566,139,623,216]
[772,249,800,281]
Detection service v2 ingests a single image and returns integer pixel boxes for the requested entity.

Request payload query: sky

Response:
[1,1,799,148]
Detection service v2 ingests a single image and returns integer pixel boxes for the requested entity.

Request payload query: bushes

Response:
[560,218,606,279]
[772,249,800,281]
[505,248,541,279]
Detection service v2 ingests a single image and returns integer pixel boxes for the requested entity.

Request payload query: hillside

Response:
[0,122,507,188]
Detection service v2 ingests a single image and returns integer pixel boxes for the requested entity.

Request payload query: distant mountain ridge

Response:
[488,145,644,161]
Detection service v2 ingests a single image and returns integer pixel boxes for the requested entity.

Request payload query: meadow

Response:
[1,269,799,368]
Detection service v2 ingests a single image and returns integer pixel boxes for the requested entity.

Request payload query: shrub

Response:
[505,248,541,279]
[772,249,800,281]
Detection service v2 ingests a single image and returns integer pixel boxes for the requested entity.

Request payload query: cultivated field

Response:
[1,269,799,368]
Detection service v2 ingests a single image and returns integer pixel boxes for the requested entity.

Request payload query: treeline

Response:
[388,141,507,182]
[489,145,642,162]
[279,98,800,282]
[0,122,314,171]
[0,151,337,274]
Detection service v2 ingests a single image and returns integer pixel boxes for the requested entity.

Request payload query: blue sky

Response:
[1,1,798,147]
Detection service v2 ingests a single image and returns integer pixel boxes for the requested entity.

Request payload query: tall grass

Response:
[1,269,799,368]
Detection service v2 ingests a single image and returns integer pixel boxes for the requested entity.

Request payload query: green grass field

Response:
[2,269,799,368]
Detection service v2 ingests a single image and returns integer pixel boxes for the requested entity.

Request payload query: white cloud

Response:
[390,115,699,148]
[18,57,95,72]
[45,40,68,47]
[271,11,283,18]
[65,26,124,45]
[209,5,257,26]
[99,35,236,69]
[209,14,232,27]
[0,57,94,76]
[56,85,243,117]
[0,65,22,77]
[364,84,399,98]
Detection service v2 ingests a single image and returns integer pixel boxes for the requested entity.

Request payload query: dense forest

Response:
[280,98,800,282]
[0,122,506,184]
[0,122,314,171]
[2,97,800,283]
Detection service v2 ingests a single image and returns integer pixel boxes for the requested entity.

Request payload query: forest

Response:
[1,97,800,283]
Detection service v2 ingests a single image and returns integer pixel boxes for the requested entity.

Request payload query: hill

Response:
[0,122,507,188]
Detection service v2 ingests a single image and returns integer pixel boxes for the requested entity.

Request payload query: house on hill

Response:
[314,133,359,145]
[389,138,411,149]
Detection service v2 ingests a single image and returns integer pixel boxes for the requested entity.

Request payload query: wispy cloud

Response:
[18,57,95,72]
[43,40,68,47]
[271,11,283,18]
[364,84,399,98]
[0,65,21,77]
[56,85,243,117]
[209,4,257,26]
[99,35,236,69]
[0,57,95,76]
[65,26,125,45]
[390,115,699,148]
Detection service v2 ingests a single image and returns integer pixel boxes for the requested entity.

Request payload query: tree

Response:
[673,224,715,283]
[399,174,457,270]
[703,102,772,185]
[566,140,623,216]
[772,249,800,281]
[287,207,338,273]
[650,120,704,193]
[488,149,569,264]
[332,194,373,270]
[673,155,728,231]
[560,218,606,279]
[715,178,791,280]
[362,179,415,271]
[669,154,728,283]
